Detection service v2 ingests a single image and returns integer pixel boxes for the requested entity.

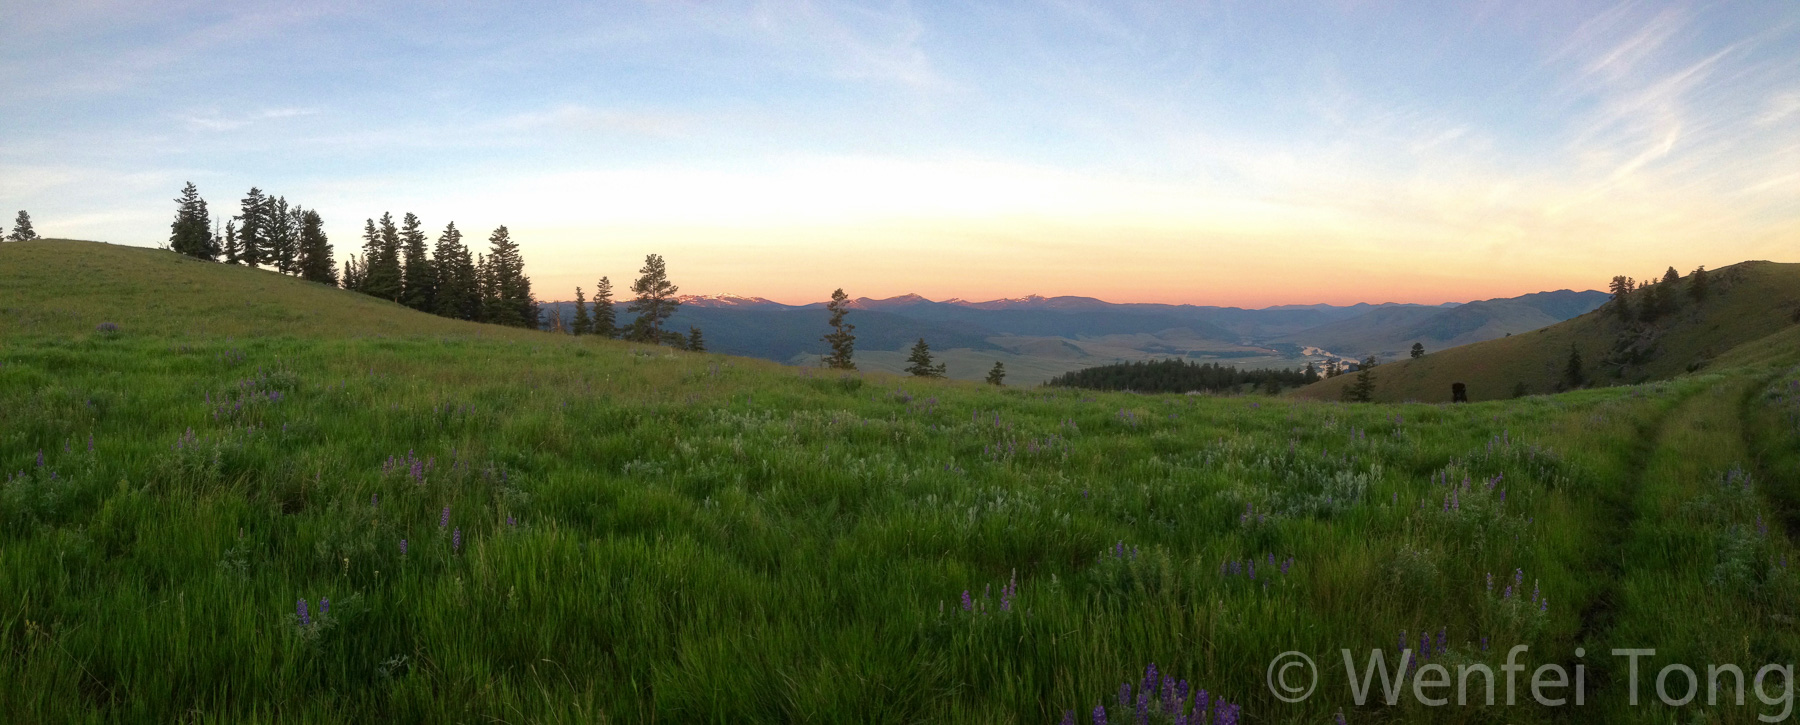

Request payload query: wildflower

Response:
[371,494,378,507]
[1062,710,1075,725]
[321,597,330,615]
[36,450,43,467]
[453,528,462,553]
[962,590,973,611]
[1093,705,1108,725]
[297,599,310,627]
[1336,712,1348,725]
[400,539,407,555]
[440,506,450,529]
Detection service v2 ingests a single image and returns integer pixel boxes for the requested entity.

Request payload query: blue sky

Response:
[3,1,1796,305]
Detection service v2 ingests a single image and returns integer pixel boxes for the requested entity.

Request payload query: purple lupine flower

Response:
[1174,680,1189,717]
[1486,572,1493,594]
[1515,568,1523,587]
[1162,677,1176,716]
[1062,710,1075,725]
[440,506,450,529]
[1336,712,1348,725]
[453,528,462,553]
[36,450,44,467]
[320,597,329,615]
[1503,585,1512,599]
[1093,705,1108,725]
[297,599,310,626]
[1136,689,1149,725]
[962,590,973,611]
[1482,636,1489,651]
[371,494,378,507]
[1118,683,1131,710]
[1420,632,1431,659]
[400,539,407,555]
[1193,690,1209,723]
[1437,628,1446,653]
[1281,557,1292,575]
[1215,701,1238,725]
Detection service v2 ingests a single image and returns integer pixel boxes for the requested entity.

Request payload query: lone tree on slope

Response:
[905,338,947,378]
[686,326,705,352]
[1342,356,1378,403]
[986,361,1006,386]
[821,288,857,370]
[571,287,591,335]
[169,182,215,260]
[1410,342,1425,359]
[8,210,38,241]
[627,254,681,343]
[1563,346,1586,390]
[1688,265,1709,302]
[592,276,618,338]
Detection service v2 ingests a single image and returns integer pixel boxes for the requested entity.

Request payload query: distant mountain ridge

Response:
[540,286,1609,380]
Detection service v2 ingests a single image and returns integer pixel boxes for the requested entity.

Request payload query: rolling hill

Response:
[1294,261,1800,402]
[0,239,535,341]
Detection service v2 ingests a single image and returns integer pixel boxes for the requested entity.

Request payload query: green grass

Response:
[4,240,1800,723]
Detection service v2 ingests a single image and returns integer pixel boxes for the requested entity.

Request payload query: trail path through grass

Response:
[1579,372,1800,724]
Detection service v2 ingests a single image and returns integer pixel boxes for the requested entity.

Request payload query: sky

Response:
[2,1,1796,307]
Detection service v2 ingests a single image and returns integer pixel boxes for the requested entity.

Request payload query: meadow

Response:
[3,242,1800,723]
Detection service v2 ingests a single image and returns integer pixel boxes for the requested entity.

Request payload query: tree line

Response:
[167,182,539,328]
[1045,358,1318,394]
[1606,265,1709,323]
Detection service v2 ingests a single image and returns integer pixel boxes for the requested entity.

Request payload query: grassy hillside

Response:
[5,239,1800,723]
[0,240,535,341]
[1295,261,1800,403]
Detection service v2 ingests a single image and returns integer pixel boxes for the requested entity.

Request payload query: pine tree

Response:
[399,213,433,311]
[482,226,535,328]
[476,253,497,323]
[1689,265,1709,302]
[1410,342,1425,359]
[237,188,267,267]
[223,220,241,264]
[626,254,681,343]
[1608,275,1635,320]
[592,277,618,338]
[1638,280,1665,323]
[905,338,946,378]
[358,215,402,301]
[571,287,591,335]
[1563,346,1585,389]
[686,326,705,352]
[821,287,857,370]
[1324,359,1341,378]
[8,210,38,241]
[1303,361,1320,383]
[169,182,214,260]
[266,196,297,273]
[985,361,1006,386]
[297,209,337,284]
[342,255,364,291]
[1342,356,1378,402]
[432,223,478,321]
